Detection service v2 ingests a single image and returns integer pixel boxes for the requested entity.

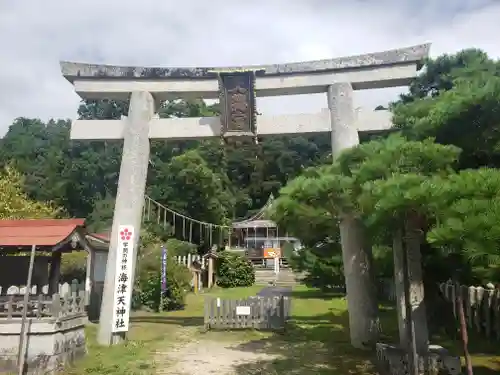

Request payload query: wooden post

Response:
[85,247,93,306]
[401,234,419,375]
[192,270,198,294]
[18,244,36,375]
[48,250,62,295]
[456,282,473,375]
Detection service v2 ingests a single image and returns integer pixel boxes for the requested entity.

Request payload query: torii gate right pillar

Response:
[328,82,379,348]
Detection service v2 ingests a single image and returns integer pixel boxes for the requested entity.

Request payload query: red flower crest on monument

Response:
[120,228,132,241]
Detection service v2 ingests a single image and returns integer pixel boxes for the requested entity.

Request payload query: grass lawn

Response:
[230,286,378,375]
[223,286,500,374]
[63,284,500,375]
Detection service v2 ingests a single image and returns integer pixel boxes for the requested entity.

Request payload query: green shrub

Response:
[289,240,347,291]
[216,251,255,288]
[135,260,191,311]
[60,251,87,282]
[134,240,191,311]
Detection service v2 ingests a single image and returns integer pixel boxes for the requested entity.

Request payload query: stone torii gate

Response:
[60,43,430,346]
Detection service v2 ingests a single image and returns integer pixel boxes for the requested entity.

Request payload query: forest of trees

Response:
[0,98,331,233]
[1,47,500,291]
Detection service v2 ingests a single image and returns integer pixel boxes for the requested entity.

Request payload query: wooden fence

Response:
[439,282,500,340]
[175,254,206,269]
[0,280,86,297]
[175,253,291,269]
[204,296,291,330]
[0,280,88,319]
[0,291,86,319]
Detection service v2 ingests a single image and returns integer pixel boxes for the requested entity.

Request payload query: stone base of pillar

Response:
[375,343,461,375]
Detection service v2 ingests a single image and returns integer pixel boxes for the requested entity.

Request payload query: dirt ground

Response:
[156,338,282,375]
[154,287,292,375]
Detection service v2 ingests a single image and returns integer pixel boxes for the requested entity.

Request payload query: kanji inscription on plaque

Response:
[218,71,257,138]
[111,225,135,332]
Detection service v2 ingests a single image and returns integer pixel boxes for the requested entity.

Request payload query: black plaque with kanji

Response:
[218,71,257,138]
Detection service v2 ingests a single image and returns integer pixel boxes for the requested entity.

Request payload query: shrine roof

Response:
[60,44,430,81]
[89,232,110,242]
[85,232,110,251]
[0,219,85,249]
[232,219,277,229]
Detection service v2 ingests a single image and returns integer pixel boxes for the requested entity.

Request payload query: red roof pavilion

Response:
[0,219,86,251]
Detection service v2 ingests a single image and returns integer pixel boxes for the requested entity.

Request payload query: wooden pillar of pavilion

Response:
[48,251,62,295]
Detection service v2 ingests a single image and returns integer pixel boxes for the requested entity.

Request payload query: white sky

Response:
[0,0,498,135]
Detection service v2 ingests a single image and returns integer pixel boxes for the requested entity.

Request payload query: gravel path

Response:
[157,339,282,375]
[256,286,292,297]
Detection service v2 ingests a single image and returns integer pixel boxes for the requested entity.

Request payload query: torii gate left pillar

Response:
[97,91,154,345]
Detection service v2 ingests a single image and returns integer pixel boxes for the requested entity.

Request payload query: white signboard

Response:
[111,225,135,333]
[236,306,251,316]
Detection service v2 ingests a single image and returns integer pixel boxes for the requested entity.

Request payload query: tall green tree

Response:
[0,165,61,219]
[393,48,500,170]
[427,168,500,282]
[273,134,464,350]
[147,150,233,247]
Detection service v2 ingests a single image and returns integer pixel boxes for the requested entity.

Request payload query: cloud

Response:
[0,0,498,135]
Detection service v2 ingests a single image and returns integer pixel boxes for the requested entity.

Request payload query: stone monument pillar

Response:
[392,228,408,346]
[405,216,429,354]
[327,83,379,348]
[97,91,155,346]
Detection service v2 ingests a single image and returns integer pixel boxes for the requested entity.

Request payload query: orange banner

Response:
[263,248,281,259]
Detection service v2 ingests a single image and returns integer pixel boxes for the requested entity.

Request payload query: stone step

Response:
[255,275,299,280]
[255,273,296,278]
[255,274,298,279]
[254,270,302,285]
[255,281,299,286]
[256,274,294,278]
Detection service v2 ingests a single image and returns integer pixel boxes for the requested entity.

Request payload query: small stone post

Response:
[393,228,407,345]
[208,257,214,288]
